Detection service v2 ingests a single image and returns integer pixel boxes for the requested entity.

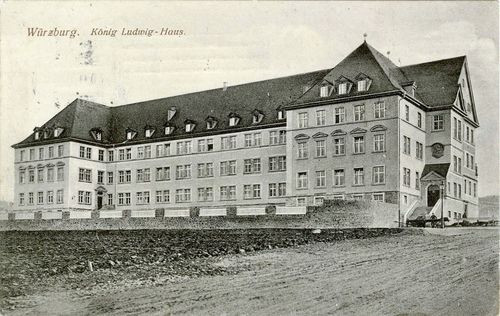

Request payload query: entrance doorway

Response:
[97,193,103,210]
[427,185,440,207]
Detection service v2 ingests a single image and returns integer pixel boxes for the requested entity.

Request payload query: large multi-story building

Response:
[12,41,479,221]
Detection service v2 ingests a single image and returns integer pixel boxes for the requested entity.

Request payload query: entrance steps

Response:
[408,206,433,220]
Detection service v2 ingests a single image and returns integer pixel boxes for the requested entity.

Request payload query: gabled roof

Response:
[422,163,450,179]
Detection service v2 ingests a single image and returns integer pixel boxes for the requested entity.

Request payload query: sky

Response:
[0,1,498,201]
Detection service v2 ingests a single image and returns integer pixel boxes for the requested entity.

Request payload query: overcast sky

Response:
[0,1,498,201]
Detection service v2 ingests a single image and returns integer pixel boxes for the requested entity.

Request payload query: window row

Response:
[18,190,64,205]
[296,166,386,189]
[402,136,424,159]
[19,166,64,184]
[19,145,64,162]
[447,180,477,198]
[297,134,386,159]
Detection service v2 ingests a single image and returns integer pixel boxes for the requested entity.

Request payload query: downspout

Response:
[398,93,406,227]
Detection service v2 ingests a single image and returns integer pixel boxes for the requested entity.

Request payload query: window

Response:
[333,169,345,186]
[354,168,364,185]
[221,136,237,150]
[19,171,25,184]
[334,107,345,124]
[220,186,236,201]
[86,148,92,159]
[373,134,385,152]
[176,141,192,155]
[316,110,326,126]
[48,146,54,158]
[278,110,285,120]
[118,170,132,184]
[47,191,54,204]
[333,137,345,155]
[137,146,145,159]
[416,142,423,160]
[354,105,365,121]
[269,183,286,197]
[78,191,91,205]
[156,143,171,157]
[37,168,44,182]
[98,150,104,161]
[136,191,150,205]
[19,193,25,205]
[126,148,132,160]
[353,136,365,154]
[244,133,262,147]
[220,160,236,176]
[29,149,35,160]
[198,187,214,202]
[374,102,385,119]
[136,169,151,182]
[144,146,151,158]
[145,128,154,138]
[417,113,422,128]
[458,157,462,174]
[372,166,385,184]
[270,130,286,145]
[457,120,462,141]
[297,197,307,206]
[297,172,308,189]
[37,191,44,204]
[315,140,326,157]
[118,193,131,206]
[28,170,35,183]
[156,190,170,203]
[470,129,474,144]
[416,171,420,190]
[34,131,40,140]
[126,130,135,140]
[28,192,34,205]
[243,158,261,174]
[320,85,329,97]
[269,156,286,172]
[107,150,114,162]
[298,112,308,128]
[433,115,444,131]
[79,146,85,158]
[372,193,384,202]
[164,126,174,135]
[403,167,411,187]
[156,167,171,181]
[403,136,411,155]
[20,150,25,162]
[57,145,64,157]
[97,170,104,184]
[198,139,214,152]
[338,82,347,95]
[108,172,114,184]
[453,156,458,172]
[38,148,44,160]
[243,184,261,199]
[56,190,64,204]
[176,165,191,179]
[297,142,308,159]
[315,170,326,187]
[56,166,63,181]
[357,79,367,92]
[228,116,239,127]
[252,112,264,124]
[107,194,113,206]
[197,163,214,178]
[78,168,92,183]
[405,105,410,121]
[473,183,477,197]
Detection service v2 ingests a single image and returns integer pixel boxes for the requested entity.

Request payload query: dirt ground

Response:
[4,228,499,316]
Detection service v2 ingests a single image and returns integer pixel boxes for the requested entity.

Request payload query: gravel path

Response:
[5,228,499,315]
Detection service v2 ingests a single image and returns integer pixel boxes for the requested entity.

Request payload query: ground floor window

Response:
[314,196,324,206]
[332,194,344,200]
[297,197,306,206]
[352,194,364,200]
[372,193,384,202]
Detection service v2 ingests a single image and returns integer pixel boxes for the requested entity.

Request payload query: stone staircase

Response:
[408,206,433,220]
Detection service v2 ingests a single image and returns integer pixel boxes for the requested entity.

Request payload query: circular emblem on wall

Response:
[431,143,444,158]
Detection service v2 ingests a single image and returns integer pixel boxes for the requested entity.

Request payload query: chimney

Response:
[222,81,228,91]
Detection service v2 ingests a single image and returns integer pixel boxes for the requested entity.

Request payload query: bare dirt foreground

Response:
[3,228,499,316]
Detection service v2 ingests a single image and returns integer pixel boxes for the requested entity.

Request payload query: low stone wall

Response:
[0,200,398,231]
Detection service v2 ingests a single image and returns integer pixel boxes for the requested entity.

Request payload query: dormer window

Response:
[252,110,264,124]
[126,129,137,140]
[320,85,329,97]
[336,76,353,95]
[185,120,196,132]
[90,128,103,141]
[338,83,347,95]
[34,131,40,140]
[167,107,177,121]
[357,80,367,92]
[228,113,240,127]
[206,116,217,130]
[278,110,285,120]
[355,73,372,92]
[164,126,174,135]
[43,129,51,139]
[53,127,64,137]
[144,126,155,138]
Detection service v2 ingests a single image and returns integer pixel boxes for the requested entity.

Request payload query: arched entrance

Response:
[95,186,107,210]
[427,185,440,207]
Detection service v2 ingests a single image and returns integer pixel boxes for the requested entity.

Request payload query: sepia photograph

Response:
[0,1,498,315]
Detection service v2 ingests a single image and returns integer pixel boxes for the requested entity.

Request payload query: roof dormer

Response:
[205,116,218,130]
[336,76,353,95]
[355,73,372,92]
[90,128,103,141]
[319,80,334,98]
[277,110,285,120]
[252,109,264,124]
[402,81,417,97]
[167,106,177,121]
[184,119,196,132]
[53,126,64,137]
[33,127,42,140]
[228,112,241,127]
[144,125,155,138]
[164,123,175,135]
[125,128,137,140]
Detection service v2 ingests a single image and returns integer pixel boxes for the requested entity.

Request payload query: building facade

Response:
[12,42,479,221]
